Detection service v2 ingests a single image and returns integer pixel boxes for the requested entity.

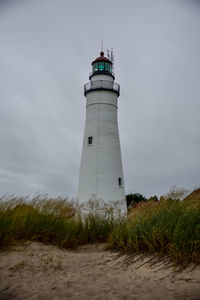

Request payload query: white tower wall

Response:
[78,52,126,209]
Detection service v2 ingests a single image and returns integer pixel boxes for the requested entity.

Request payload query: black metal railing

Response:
[84,80,120,96]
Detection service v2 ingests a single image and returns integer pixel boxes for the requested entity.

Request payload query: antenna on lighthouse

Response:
[111,48,114,64]
[107,48,114,61]
[107,49,111,60]
[107,47,114,73]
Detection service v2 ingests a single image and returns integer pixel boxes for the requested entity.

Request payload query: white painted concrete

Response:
[78,71,126,210]
[91,74,113,82]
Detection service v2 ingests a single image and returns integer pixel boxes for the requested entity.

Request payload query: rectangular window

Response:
[99,62,105,71]
[118,177,122,186]
[88,136,93,145]
[105,62,111,72]
[93,63,98,72]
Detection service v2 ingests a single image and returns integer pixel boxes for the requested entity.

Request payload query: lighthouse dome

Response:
[92,51,112,64]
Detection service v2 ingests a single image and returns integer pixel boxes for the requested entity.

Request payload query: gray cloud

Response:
[0,0,200,198]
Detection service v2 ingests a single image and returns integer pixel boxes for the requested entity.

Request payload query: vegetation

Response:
[0,188,200,265]
[109,196,200,264]
[0,196,120,250]
[126,193,147,208]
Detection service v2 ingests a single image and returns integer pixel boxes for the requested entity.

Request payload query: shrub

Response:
[126,193,147,208]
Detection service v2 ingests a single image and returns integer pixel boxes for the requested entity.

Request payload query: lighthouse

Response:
[78,50,126,209]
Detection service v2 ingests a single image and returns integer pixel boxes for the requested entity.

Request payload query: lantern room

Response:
[90,51,114,79]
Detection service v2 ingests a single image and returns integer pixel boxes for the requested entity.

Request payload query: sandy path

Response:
[0,241,199,299]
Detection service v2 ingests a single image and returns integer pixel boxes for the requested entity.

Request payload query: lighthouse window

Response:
[88,136,93,145]
[118,177,122,186]
[99,62,105,71]
[105,62,111,72]
[93,63,98,72]
[92,62,112,74]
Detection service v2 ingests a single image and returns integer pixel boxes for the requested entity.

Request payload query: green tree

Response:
[126,193,147,208]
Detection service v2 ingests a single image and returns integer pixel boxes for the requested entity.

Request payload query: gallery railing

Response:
[84,80,120,96]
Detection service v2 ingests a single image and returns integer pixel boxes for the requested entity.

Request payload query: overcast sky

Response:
[0,0,200,199]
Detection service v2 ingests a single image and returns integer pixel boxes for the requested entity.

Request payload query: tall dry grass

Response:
[0,190,199,265]
[108,197,200,264]
[0,195,119,249]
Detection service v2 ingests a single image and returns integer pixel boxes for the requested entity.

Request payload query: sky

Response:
[0,0,200,199]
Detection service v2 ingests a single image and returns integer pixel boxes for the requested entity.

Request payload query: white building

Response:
[78,51,126,209]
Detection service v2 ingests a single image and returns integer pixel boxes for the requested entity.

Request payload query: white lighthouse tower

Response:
[78,50,126,209]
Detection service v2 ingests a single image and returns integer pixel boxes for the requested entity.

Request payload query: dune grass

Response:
[108,197,200,264]
[0,195,118,249]
[0,191,199,265]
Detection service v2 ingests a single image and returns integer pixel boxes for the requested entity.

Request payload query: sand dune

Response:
[0,242,199,299]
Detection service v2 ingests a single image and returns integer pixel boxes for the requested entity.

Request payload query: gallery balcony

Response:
[84,80,120,97]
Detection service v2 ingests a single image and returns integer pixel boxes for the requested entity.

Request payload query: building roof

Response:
[92,51,112,65]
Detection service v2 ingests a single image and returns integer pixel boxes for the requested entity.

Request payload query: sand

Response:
[0,242,200,300]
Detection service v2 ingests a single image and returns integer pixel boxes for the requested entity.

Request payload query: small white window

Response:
[88,136,93,145]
